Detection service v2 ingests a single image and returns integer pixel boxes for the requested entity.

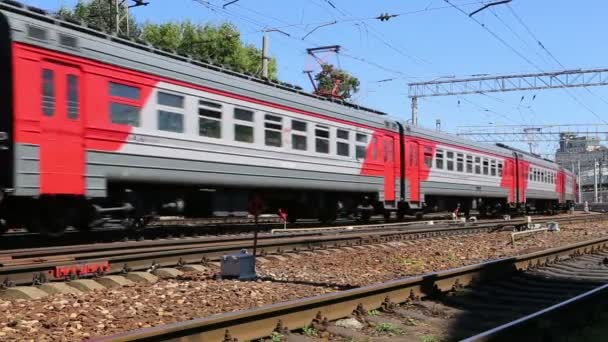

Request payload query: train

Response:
[0,1,576,235]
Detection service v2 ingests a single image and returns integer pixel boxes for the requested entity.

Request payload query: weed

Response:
[302,325,318,337]
[368,309,381,316]
[375,322,402,334]
[268,332,284,342]
[419,334,442,342]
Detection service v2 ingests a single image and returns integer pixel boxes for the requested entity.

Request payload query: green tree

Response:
[57,0,140,38]
[56,1,278,79]
[314,63,360,100]
[141,21,277,78]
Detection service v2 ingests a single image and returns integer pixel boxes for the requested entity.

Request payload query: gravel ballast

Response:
[0,220,606,341]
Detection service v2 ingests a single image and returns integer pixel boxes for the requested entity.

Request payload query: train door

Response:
[407,140,421,202]
[39,61,84,195]
[383,136,395,202]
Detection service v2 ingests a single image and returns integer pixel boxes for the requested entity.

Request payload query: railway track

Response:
[1,214,602,287]
[89,226,608,342]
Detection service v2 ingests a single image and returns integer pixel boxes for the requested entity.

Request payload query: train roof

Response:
[0,0,392,127]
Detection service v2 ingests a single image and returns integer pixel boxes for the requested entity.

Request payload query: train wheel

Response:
[383,211,391,222]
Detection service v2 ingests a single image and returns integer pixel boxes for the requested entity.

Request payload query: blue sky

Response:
[27,0,608,154]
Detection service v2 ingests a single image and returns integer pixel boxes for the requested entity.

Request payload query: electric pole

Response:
[260,28,289,79]
[262,33,269,78]
[109,0,149,36]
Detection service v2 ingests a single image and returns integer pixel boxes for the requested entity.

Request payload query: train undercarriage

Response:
[0,182,382,235]
[0,183,574,235]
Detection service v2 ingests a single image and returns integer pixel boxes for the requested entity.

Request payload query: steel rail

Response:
[463,282,608,341]
[0,213,594,260]
[89,234,608,342]
[1,214,605,286]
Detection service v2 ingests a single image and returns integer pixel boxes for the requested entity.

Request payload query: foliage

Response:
[56,0,277,78]
[368,309,381,316]
[314,63,360,100]
[419,334,442,342]
[374,322,402,334]
[141,21,277,78]
[57,0,140,38]
[302,325,318,337]
[268,332,284,342]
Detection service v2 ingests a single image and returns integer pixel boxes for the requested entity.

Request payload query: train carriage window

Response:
[234,108,254,143]
[466,155,473,173]
[337,129,349,157]
[424,147,433,168]
[67,75,79,119]
[42,69,55,116]
[291,120,307,151]
[446,151,454,171]
[110,103,140,126]
[474,157,481,174]
[110,82,140,100]
[264,114,282,147]
[490,159,496,176]
[199,100,222,138]
[158,92,184,108]
[356,133,368,143]
[456,153,464,172]
[498,162,503,177]
[158,110,183,133]
[355,133,368,160]
[315,126,330,154]
[482,158,489,175]
[435,149,444,169]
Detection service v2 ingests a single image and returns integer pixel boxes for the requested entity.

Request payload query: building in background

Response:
[555,133,608,203]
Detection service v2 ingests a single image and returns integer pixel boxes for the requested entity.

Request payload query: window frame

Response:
[109,81,141,127]
[466,155,473,173]
[198,99,223,139]
[446,151,454,171]
[157,91,185,133]
[264,113,283,147]
[456,153,464,172]
[233,107,255,143]
[67,74,79,119]
[435,149,444,169]
[355,133,368,160]
[336,128,350,157]
[42,69,55,116]
[315,125,330,154]
[291,119,307,151]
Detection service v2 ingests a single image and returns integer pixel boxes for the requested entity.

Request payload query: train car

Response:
[399,126,576,217]
[0,2,575,235]
[0,2,402,234]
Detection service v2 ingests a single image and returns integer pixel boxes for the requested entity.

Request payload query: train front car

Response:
[0,7,13,234]
[0,2,404,235]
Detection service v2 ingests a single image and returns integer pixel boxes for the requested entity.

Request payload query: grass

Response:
[419,334,442,342]
[368,309,381,316]
[268,332,284,342]
[302,325,318,337]
[375,322,403,335]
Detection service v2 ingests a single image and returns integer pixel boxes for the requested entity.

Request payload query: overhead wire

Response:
[506,3,608,113]
[444,0,608,125]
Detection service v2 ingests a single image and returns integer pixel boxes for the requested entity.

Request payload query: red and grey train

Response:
[0,2,576,234]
